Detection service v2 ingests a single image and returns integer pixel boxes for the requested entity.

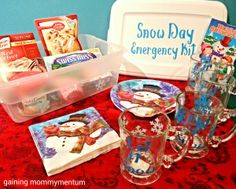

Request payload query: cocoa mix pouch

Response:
[34,14,82,56]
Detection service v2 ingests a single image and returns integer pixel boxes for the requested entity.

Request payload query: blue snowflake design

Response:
[191,63,201,80]
[199,81,225,102]
[175,107,187,125]
[190,61,211,81]
[194,93,212,114]
[191,117,211,135]
[176,107,213,135]
[200,56,212,71]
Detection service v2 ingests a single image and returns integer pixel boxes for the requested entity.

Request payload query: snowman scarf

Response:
[44,120,108,153]
[118,91,176,110]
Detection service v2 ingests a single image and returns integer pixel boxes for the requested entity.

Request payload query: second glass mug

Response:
[118,106,191,185]
[195,70,236,147]
[174,91,235,159]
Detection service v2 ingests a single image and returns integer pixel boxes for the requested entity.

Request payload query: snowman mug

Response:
[119,106,191,185]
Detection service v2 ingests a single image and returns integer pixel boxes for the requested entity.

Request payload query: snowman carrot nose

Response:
[60,126,70,128]
[135,94,144,97]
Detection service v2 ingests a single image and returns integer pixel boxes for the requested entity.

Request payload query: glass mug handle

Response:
[210,108,236,148]
[220,86,236,121]
[210,119,236,148]
[211,87,236,148]
[162,126,192,168]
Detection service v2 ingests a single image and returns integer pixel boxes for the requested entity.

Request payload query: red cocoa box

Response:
[0,32,46,82]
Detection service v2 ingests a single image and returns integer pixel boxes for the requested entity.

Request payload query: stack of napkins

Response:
[29,107,120,176]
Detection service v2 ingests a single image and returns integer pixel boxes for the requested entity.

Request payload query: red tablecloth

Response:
[0,75,235,189]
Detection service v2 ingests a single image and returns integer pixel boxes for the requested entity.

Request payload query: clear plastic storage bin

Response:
[0,34,123,122]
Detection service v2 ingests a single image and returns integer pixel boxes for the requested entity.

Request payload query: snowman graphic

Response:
[44,114,107,154]
[118,84,175,113]
[211,36,232,64]
[215,55,234,80]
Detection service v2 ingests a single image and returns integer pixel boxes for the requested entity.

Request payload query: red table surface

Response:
[0,75,235,189]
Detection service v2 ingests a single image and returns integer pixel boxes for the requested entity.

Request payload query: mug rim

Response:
[118,106,171,139]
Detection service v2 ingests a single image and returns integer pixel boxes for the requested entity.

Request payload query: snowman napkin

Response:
[29,107,120,176]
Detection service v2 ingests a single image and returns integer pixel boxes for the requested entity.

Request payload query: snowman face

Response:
[220,60,227,67]
[59,121,85,132]
[204,47,212,55]
[213,42,227,54]
[133,91,161,102]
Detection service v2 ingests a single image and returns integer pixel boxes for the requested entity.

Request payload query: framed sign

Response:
[108,0,227,80]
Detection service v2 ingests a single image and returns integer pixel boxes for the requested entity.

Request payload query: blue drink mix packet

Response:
[43,48,102,71]
[198,18,236,79]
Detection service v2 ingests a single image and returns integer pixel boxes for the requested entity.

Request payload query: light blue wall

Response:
[221,0,236,25]
[0,0,235,40]
[0,0,116,40]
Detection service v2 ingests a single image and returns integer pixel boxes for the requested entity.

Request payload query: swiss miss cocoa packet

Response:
[35,14,82,56]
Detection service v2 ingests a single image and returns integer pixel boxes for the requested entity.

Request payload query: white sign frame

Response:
[108,0,227,80]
